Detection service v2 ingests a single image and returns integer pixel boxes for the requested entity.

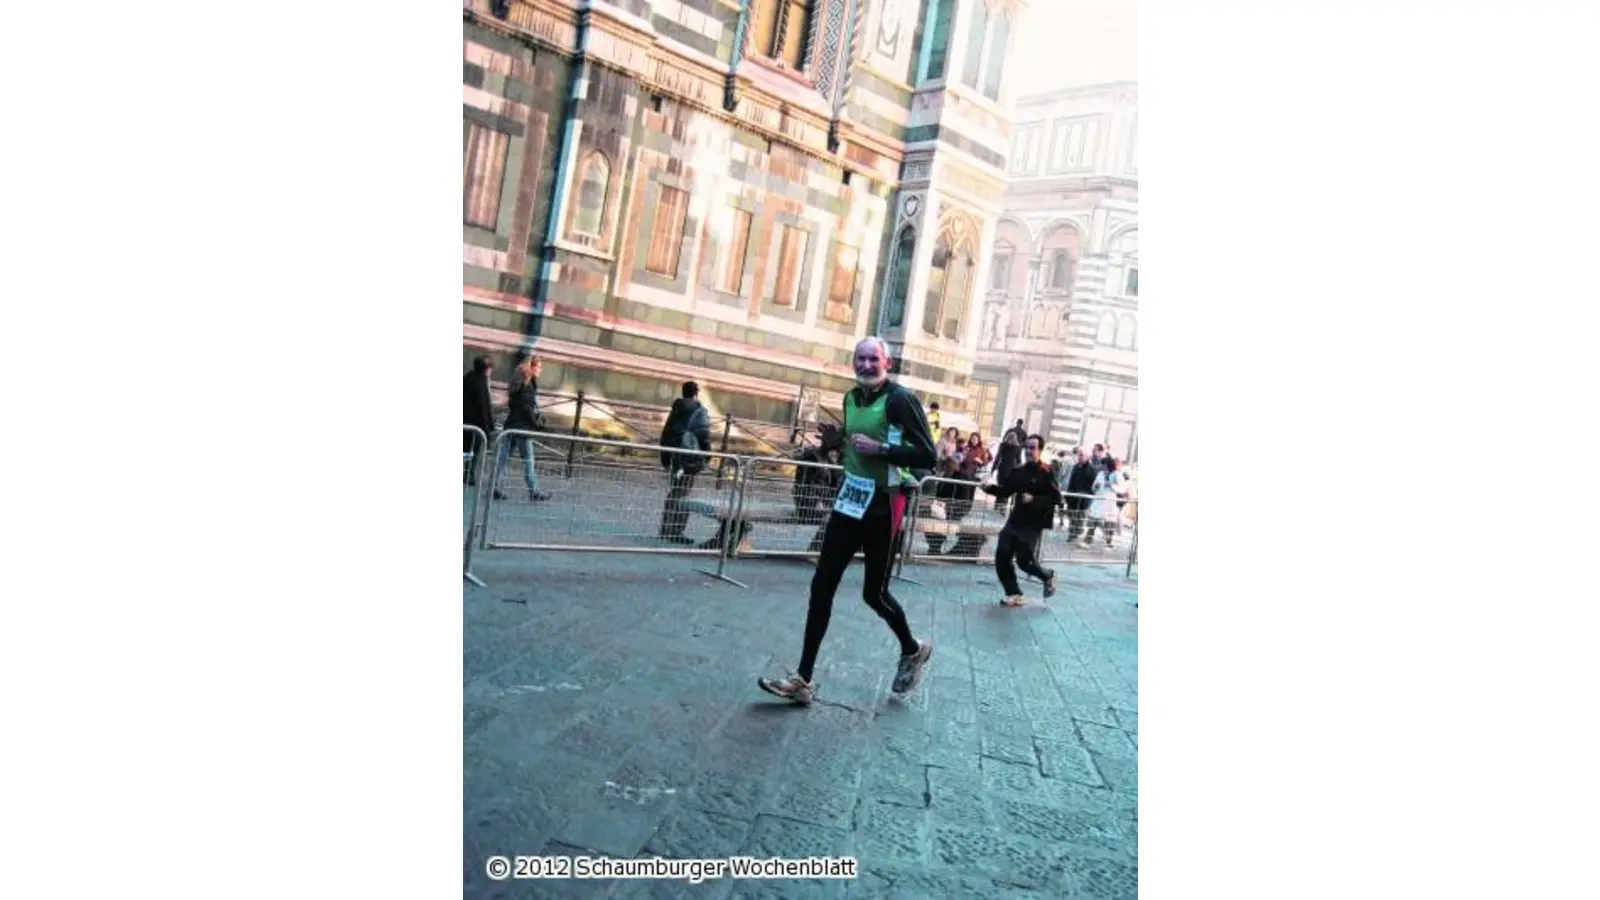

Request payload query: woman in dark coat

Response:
[492,354,551,501]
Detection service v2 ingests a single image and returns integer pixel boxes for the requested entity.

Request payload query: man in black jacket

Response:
[758,337,937,706]
[658,381,713,544]
[463,355,494,485]
[982,434,1061,606]
[1063,447,1099,541]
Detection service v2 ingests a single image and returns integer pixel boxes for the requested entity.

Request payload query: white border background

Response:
[2,0,1599,896]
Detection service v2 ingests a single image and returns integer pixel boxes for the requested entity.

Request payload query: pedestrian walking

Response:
[658,381,713,544]
[492,354,551,502]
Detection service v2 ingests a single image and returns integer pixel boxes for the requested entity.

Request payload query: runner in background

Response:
[981,434,1061,606]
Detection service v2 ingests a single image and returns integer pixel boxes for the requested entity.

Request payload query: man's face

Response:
[1024,438,1041,462]
[853,342,889,385]
[484,364,494,380]
[1077,449,1088,464]
[532,360,543,378]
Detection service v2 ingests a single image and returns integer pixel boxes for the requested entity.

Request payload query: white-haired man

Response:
[759,337,937,705]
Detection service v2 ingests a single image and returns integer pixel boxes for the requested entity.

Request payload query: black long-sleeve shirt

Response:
[983,461,1063,531]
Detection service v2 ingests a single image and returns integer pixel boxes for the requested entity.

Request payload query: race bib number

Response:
[834,473,876,520]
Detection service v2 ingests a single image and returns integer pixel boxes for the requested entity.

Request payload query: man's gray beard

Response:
[855,373,887,388]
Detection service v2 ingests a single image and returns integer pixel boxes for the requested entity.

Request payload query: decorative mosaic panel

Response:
[815,0,848,103]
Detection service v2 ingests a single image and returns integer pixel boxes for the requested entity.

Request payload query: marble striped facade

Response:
[971,82,1139,461]
[463,0,1024,424]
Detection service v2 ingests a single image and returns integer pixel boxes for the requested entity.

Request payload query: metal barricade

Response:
[897,481,1140,578]
[463,425,489,588]
[1037,493,1139,570]
[729,457,921,585]
[900,475,1009,566]
[478,430,747,587]
[1126,518,1138,579]
[732,456,844,561]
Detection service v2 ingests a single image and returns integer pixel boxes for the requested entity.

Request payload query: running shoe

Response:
[757,674,815,705]
[1043,571,1057,599]
[1000,595,1026,607]
[891,642,933,694]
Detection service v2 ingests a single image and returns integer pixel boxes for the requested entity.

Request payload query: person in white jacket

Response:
[1083,458,1126,545]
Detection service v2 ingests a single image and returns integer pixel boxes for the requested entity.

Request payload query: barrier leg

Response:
[464,427,489,588]
[889,488,923,587]
[1125,523,1138,580]
[696,460,748,588]
[477,432,501,551]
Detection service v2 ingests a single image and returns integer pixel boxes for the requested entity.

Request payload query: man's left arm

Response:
[1039,469,1063,505]
[693,408,713,452]
[882,389,937,470]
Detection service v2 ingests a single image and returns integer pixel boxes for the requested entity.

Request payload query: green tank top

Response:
[841,388,909,490]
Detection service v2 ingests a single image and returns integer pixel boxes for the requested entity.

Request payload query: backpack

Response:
[672,408,707,475]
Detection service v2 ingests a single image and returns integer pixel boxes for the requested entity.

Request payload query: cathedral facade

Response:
[972,81,1138,461]
[463,0,1022,423]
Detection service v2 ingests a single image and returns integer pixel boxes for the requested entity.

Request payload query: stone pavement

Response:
[464,548,1138,898]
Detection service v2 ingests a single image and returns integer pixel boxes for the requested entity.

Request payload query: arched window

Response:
[748,0,815,71]
[921,0,957,82]
[883,227,916,328]
[1097,314,1116,345]
[961,2,988,89]
[1050,249,1071,290]
[982,14,1009,99]
[989,241,1013,291]
[923,238,950,335]
[922,233,974,339]
[1115,315,1137,349]
[572,152,609,237]
[943,249,972,340]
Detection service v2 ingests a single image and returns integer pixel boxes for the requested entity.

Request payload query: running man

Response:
[759,337,937,705]
[981,433,1062,606]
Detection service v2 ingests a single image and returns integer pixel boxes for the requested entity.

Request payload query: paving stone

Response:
[925,767,996,831]
[980,756,1048,800]
[465,551,1136,897]
[852,799,929,867]
[990,794,1126,849]
[979,730,1039,767]
[643,806,753,859]
[849,866,1049,898]
[928,822,1068,892]
[859,758,928,808]
[762,780,859,831]
[1058,843,1140,899]
[1034,736,1106,788]
[1077,721,1138,763]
